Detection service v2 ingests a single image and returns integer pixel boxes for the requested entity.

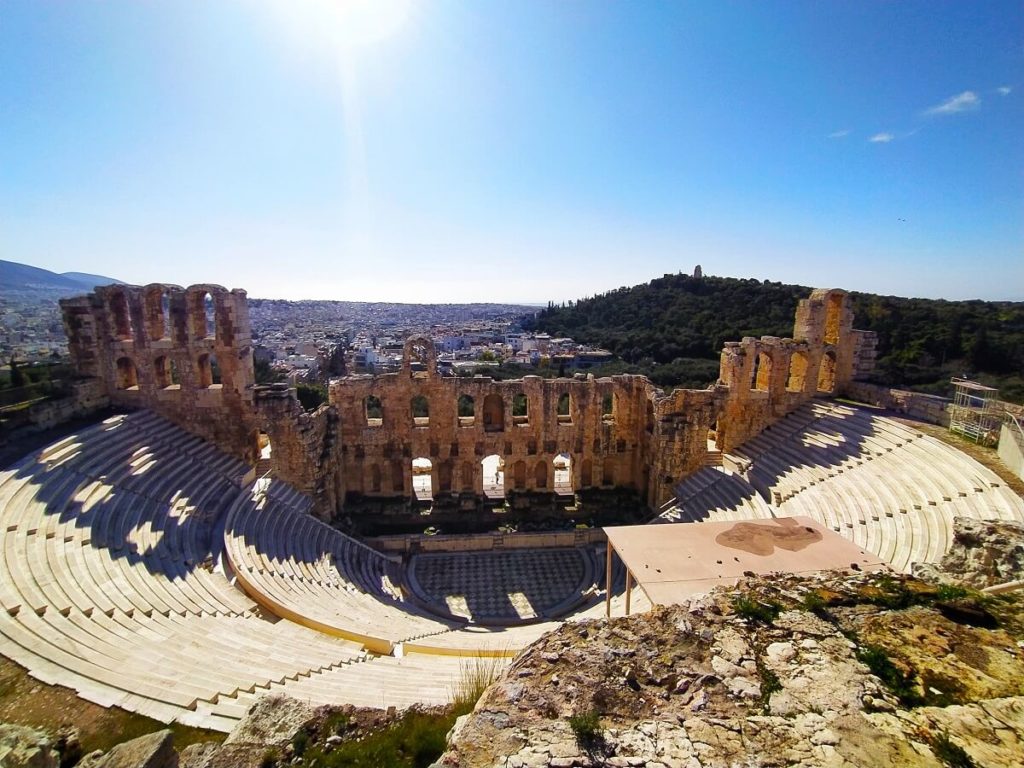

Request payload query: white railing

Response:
[1002,410,1024,452]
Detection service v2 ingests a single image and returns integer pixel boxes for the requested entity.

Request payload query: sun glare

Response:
[283,0,412,53]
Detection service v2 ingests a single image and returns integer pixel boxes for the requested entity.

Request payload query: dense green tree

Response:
[526,275,1024,403]
[296,383,327,412]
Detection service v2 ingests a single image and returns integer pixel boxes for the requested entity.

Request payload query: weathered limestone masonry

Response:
[61,283,260,464]
[254,383,342,513]
[330,337,719,509]
[715,289,874,451]
[59,284,874,518]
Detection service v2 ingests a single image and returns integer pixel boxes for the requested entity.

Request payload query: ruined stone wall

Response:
[646,386,723,507]
[329,337,712,509]
[851,329,878,380]
[58,282,877,517]
[60,283,260,464]
[843,381,951,426]
[254,384,341,518]
[715,289,864,452]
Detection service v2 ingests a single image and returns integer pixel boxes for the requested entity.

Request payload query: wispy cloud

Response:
[869,132,894,143]
[925,90,981,115]
[828,129,851,139]
[997,85,1013,96]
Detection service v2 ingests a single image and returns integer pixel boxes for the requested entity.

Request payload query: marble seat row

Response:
[3,411,521,732]
[739,403,1024,573]
[660,467,775,524]
[223,490,462,655]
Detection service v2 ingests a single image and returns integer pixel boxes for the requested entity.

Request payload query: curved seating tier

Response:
[223,488,636,656]
[19,400,1010,732]
[223,487,463,655]
[657,467,775,524]
[0,412,522,732]
[406,548,601,623]
[726,400,1024,574]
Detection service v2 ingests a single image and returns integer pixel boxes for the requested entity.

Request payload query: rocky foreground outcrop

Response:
[914,517,1024,589]
[437,567,1024,767]
[4,517,1023,767]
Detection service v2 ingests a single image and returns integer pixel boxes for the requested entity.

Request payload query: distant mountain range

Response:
[0,259,122,296]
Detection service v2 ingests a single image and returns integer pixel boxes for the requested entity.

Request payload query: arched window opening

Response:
[412,457,433,501]
[257,431,272,460]
[144,288,165,341]
[202,292,215,339]
[197,353,221,388]
[602,393,615,423]
[557,392,572,424]
[581,458,593,488]
[365,395,383,427]
[481,454,504,498]
[457,394,475,426]
[601,458,614,486]
[154,356,180,389]
[817,350,837,394]
[369,464,382,493]
[824,294,843,345]
[786,351,808,393]
[391,460,404,493]
[512,393,529,425]
[753,352,772,392]
[534,461,547,489]
[512,460,527,490]
[437,461,452,493]
[190,292,216,340]
[115,357,138,390]
[111,292,133,341]
[411,395,430,426]
[553,452,573,494]
[483,394,504,432]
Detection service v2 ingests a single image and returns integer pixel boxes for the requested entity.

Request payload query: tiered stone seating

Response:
[224,487,633,656]
[729,400,1024,573]
[658,467,774,524]
[223,490,462,654]
[405,548,598,623]
[0,412,503,733]
[18,399,1017,735]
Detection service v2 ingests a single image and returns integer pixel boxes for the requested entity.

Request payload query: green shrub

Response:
[568,710,601,743]
[856,644,923,707]
[757,663,782,712]
[311,710,452,768]
[451,656,503,716]
[292,729,309,757]
[732,596,781,624]
[296,383,327,412]
[934,584,970,602]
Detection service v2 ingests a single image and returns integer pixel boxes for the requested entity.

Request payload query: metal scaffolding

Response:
[949,378,1000,446]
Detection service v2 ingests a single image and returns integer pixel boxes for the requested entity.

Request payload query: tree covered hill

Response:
[526,273,1024,403]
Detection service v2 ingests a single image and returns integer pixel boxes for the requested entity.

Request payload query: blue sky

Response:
[1,1,1021,302]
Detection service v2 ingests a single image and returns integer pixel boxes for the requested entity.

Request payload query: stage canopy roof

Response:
[603,516,887,612]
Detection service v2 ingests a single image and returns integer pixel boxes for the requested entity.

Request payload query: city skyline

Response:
[2,1,1022,303]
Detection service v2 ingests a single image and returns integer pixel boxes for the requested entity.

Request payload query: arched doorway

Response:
[412,457,433,500]
[481,454,504,498]
[553,452,572,494]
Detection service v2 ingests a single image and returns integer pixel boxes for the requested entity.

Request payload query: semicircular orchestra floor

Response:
[407,548,596,622]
